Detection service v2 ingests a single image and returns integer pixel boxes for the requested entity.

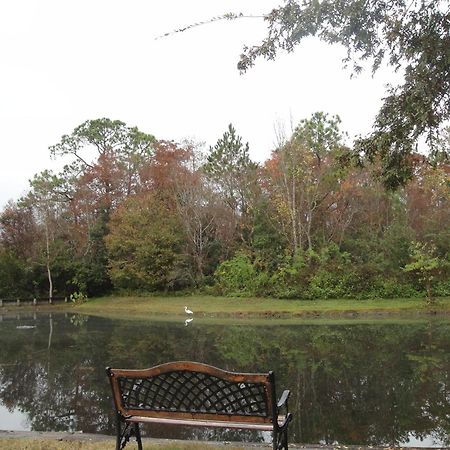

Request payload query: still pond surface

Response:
[0,312,449,447]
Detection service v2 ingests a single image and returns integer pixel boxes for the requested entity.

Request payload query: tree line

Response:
[0,114,449,300]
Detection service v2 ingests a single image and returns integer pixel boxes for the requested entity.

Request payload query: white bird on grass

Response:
[184,318,193,327]
[184,305,193,315]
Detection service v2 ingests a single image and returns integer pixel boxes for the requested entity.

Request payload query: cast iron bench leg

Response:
[116,413,137,450]
[274,428,288,450]
[134,422,143,450]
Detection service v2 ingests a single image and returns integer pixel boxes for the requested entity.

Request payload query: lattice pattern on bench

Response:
[118,370,268,417]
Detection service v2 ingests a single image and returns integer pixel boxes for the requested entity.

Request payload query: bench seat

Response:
[125,414,287,430]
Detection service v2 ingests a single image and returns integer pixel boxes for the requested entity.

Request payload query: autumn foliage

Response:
[0,116,448,300]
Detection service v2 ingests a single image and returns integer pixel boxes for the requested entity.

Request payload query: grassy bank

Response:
[0,437,389,450]
[0,440,247,450]
[75,295,450,319]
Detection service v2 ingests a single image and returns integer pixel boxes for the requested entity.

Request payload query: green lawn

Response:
[0,439,248,450]
[76,295,450,319]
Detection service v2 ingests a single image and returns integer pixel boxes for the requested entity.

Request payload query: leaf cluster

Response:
[238,0,450,188]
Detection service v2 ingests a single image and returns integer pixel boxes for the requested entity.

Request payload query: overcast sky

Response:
[0,0,398,209]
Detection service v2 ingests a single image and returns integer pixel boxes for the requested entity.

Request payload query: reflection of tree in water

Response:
[138,423,266,443]
[0,314,449,447]
[0,314,114,434]
[210,322,450,447]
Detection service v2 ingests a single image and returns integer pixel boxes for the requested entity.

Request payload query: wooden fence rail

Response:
[0,296,69,307]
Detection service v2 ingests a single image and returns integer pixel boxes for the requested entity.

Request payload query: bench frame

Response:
[106,361,292,450]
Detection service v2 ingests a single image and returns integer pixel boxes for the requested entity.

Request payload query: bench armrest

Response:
[277,389,290,409]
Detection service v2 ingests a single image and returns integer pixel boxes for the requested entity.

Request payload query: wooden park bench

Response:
[106,361,293,450]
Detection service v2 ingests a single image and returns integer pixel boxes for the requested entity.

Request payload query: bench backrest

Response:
[106,361,276,424]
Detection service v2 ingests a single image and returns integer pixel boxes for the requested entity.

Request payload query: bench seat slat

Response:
[123,408,273,424]
[126,415,281,431]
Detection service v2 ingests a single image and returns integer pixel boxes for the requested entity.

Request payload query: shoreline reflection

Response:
[0,313,448,448]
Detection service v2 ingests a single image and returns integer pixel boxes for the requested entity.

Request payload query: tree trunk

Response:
[426,280,433,305]
[45,219,53,301]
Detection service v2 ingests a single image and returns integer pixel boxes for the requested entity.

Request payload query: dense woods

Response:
[0,115,449,300]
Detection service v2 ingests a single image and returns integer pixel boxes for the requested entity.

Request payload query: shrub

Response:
[367,278,422,299]
[214,253,258,296]
[0,250,27,298]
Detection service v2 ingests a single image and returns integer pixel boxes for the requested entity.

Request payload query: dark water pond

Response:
[0,312,449,447]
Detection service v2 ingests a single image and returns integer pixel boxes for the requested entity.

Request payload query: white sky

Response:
[0,0,397,209]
